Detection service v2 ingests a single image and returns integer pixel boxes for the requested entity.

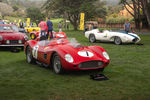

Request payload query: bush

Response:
[106,16,133,24]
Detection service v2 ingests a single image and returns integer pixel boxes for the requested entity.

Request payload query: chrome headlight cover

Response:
[103,51,110,60]
[65,54,74,63]
[0,36,3,41]
[18,40,22,44]
[6,40,10,44]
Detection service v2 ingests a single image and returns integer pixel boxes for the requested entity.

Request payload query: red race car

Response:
[0,24,28,49]
[29,30,67,40]
[24,38,110,74]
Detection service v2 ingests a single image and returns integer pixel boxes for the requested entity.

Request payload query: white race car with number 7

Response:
[85,29,141,45]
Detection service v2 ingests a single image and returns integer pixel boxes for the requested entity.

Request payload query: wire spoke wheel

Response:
[26,47,32,63]
[26,46,35,63]
[89,34,96,43]
[53,53,64,74]
[114,37,122,45]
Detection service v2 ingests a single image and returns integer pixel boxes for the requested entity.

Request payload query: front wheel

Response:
[89,34,96,43]
[26,46,35,64]
[52,53,64,74]
[114,36,122,45]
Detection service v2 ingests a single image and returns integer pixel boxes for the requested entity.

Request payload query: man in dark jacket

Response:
[47,17,53,39]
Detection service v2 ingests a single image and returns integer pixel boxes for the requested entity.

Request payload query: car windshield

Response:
[0,25,19,32]
[38,38,78,46]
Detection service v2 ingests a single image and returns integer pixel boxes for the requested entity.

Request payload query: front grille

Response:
[78,60,103,69]
[10,40,18,44]
[132,38,138,42]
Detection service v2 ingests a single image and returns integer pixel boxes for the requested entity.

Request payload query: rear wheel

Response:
[89,34,96,43]
[26,46,35,64]
[52,53,64,74]
[30,33,36,40]
[114,36,122,45]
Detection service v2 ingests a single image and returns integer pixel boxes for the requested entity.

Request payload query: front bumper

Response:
[0,44,24,47]
[61,59,110,70]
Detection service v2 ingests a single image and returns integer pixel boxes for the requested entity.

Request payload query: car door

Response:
[36,40,54,64]
[95,31,110,41]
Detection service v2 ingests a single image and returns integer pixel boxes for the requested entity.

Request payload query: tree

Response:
[120,0,150,28]
[12,5,19,11]
[140,0,150,28]
[0,2,13,18]
[26,7,45,25]
[43,0,107,30]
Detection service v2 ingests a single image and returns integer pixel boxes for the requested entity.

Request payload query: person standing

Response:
[0,19,4,24]
[124,20,131,33]
[47,17,53,39]
[58,22,62,32]
[38,20,48,37]
[19,22,24,28]
[67,23,69,30]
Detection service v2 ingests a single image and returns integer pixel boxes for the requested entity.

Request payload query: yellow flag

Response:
[80,13,85,30]
[27,18,30,27]
[18,19,21,27]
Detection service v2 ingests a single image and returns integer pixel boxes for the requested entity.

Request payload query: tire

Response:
[52,53,64,74]
[114,36,122,45]
[30,33,36,40]
[89,34,96,43]
[26,46,35,64]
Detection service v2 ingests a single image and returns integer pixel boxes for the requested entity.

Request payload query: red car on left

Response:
[0,24,28,50]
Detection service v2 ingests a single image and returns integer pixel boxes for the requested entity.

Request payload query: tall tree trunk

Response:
[143,0,150,28]
[72,22,78,30]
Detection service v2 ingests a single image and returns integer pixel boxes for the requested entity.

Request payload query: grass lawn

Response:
[0,29,150,100]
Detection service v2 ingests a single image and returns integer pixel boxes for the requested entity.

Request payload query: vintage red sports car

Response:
[29,31,67,40]
[0,24,28,49]
[24,38,110,74]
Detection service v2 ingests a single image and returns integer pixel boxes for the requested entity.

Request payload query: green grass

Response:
[0,25,150,100]
[0,30,150,100]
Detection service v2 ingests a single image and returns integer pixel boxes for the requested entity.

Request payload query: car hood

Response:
[57,43,105,63]
[0,31,26,39]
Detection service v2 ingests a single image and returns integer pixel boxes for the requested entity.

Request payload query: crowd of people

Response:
[1,17,132,39]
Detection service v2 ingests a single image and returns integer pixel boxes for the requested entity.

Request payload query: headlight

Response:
[18,40,22,44]
[0,36,3,41]
[6,40,10,44]
[65,54,74,63]
[103,51,109,60]
[24,36,28,41]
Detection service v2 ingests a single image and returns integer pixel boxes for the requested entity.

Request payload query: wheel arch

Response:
[49,51,57,67]
[110,36,122,41]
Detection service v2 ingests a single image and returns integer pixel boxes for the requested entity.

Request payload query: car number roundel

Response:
[32,45,39,59]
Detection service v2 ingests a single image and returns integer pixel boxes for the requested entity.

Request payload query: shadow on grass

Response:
[95,41,144,46]
[0,47,23,53]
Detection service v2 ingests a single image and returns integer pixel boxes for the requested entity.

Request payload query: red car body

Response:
[24,38,110,74]
[0,24,28,48]
[29,31,67,40]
